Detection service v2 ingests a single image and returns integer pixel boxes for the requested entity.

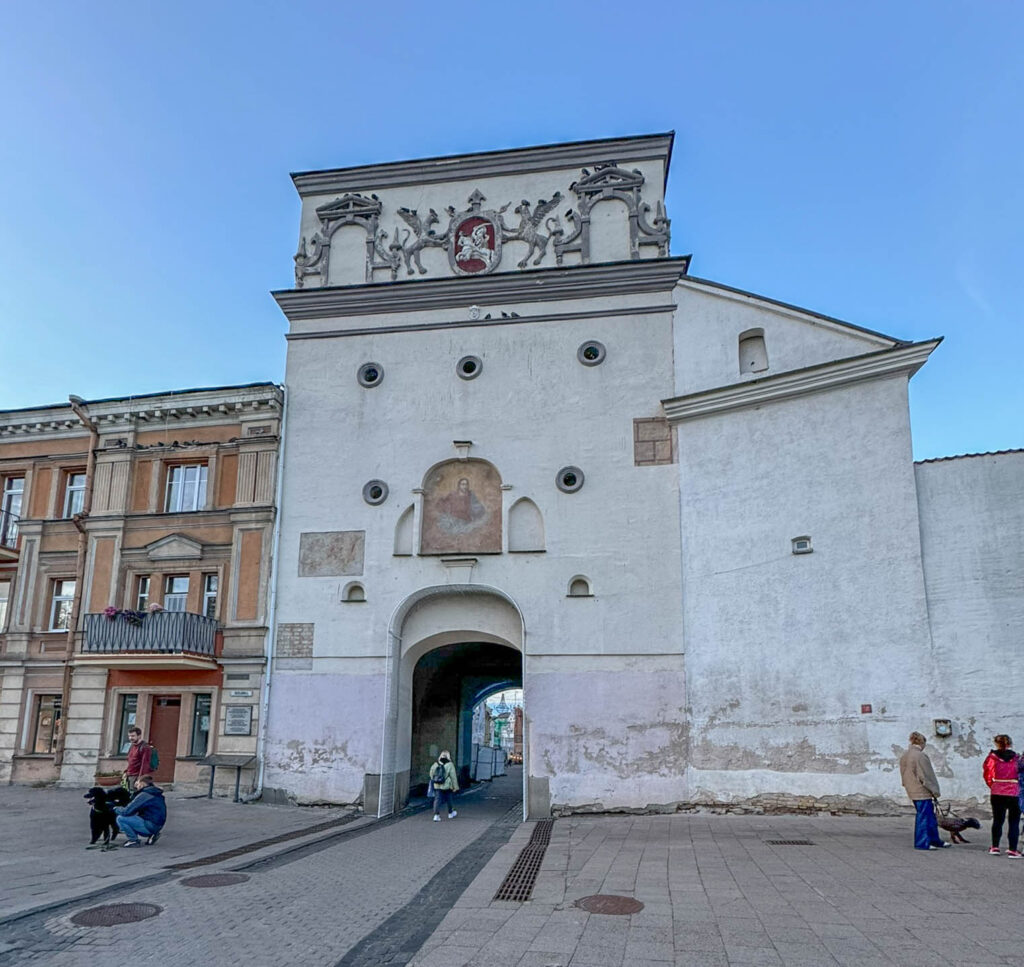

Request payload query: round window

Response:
[362,479,389,505]
[556,466,585,494]
[358,362,384,388]
[577,341,606,367]
[457,355,482,380]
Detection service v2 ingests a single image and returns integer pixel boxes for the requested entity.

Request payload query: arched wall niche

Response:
[588,197,633,264]
[325,224,368,286]
[394,504,414,556]
[568,575,593,597]
[508,497,544,552]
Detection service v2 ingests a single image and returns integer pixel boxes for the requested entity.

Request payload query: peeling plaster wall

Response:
[678,374,937,803]
[916,451,1024,799]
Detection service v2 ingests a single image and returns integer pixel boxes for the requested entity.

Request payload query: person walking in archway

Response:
[431,750,459,822]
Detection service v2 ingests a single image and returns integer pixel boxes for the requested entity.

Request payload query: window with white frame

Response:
[63,471,86,518]
[1,476,23,547]
[135,575,150,611]
[202,574,218,619]
[117,694,138,754]
[163,575,189,612]
[165,464,208,513]
[190,694,212,756]
[0,579,10,631]
[32,695,61,754]
[49,579,76,631]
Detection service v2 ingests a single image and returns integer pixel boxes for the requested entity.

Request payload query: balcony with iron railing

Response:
[81,610,221,668]
[0,508,19,560]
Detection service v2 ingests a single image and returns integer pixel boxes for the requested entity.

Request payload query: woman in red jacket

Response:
[983,734,1021,857]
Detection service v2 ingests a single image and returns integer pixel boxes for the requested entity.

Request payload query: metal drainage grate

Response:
[493,819,554,902]
[575,894,645,915]
[764,839,816,846]
[181,873,251,888]
[71,903,162,927]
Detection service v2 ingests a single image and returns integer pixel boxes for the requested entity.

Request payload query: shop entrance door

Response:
[148,695,181,783]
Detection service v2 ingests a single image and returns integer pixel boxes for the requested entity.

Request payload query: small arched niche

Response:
[567,575,593,597]
[394,504,414,556]
[738,328,769,374]
[508,497,545,552]
[342,581,366,603]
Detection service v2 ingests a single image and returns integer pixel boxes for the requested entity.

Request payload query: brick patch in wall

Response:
[633,417,675,466]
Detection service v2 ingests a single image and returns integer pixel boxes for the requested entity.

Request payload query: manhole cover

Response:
[575,894,644,915]
[71,903,162,927]
[764,839,815,846]
[181,873,251,888]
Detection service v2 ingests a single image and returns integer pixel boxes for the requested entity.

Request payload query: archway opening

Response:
[408,641,522,797]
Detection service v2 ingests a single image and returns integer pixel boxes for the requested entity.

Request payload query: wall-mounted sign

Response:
[224,705,253,736]
[229,690,254,698]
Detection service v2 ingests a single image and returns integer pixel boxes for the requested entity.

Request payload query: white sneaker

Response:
[433,814,440,822]
[448,811,457,819]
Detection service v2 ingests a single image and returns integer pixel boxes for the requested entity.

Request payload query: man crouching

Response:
[115,776,167,848]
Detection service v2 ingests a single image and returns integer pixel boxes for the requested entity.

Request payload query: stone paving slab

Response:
[0,783,356,922]
[409,812,1024,967]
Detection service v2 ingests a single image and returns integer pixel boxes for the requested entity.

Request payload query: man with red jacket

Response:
[983,734,1021,857]
[122,726,154,785]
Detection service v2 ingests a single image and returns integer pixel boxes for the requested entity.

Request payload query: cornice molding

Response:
[274,257,690,322]
[662,339,942,424]
[291,133,674,197]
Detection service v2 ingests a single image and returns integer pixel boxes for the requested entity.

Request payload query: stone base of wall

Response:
[552,793,991,818]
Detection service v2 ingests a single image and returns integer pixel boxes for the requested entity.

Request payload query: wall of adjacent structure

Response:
[915,451,1024,801]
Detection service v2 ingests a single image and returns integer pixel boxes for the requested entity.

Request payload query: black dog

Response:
[84,785,131,849]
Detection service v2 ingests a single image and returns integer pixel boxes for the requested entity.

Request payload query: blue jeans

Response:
[913,799,941,849]
[117,814,158,843]
[433,788,454,816]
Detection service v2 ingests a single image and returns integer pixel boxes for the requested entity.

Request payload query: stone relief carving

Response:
[294,162,670,286]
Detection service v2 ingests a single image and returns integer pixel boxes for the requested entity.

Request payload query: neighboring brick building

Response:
[0,382,282,790]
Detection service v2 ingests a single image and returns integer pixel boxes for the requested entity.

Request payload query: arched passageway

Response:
[409,641,521,795]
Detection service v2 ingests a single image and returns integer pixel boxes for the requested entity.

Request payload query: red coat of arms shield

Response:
[450,214,502,275]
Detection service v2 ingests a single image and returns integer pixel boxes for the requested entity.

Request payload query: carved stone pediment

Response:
[315,193,382,224]
[572,163,645,194]
[146,533,204,561]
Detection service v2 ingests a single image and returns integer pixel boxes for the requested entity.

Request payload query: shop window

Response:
[117,694,138,754]
[63,471,86,518]
[165,464,208,513]
[49,579,76,630]
[190,694,212,756]
[32,695,61,754]
[164,575,189,612]
[202,574,218,619]
[135,575,151,611]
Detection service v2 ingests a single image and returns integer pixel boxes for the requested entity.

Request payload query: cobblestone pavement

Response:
[413,812,1024,967]
[0,773,523,965]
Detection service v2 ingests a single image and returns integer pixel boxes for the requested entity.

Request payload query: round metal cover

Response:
[71,903,162,927]
[181,873,251,888]
[575,894,644,915]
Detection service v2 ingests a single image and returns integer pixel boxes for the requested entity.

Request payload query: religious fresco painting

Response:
[420,459,502,554]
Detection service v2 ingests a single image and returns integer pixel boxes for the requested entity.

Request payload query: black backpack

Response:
[430,761,445,784]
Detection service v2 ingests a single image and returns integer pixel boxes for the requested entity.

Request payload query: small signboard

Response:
[224,705,253,736]
[229,690,253,698]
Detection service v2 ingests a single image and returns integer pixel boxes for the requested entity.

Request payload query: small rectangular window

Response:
[32,695,62,754]
[165,464,208,513]
[202,574,218,619]
[63,472,87,518]
[0,579,10,631]
[190,693,212,756]
[49,579,76,631]
[117,694,138,754]
[135,575,150,611]
[163,575,189,612]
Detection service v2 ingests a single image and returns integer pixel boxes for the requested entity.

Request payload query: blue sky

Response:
[1,2,1020,459]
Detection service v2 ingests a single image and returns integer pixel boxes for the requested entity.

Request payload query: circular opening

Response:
[556,466,585,494]
[362,479,389,505]
[358,362,384,388]
[577,341,606,366]
[71,903,162,927]
[457,355,482,380]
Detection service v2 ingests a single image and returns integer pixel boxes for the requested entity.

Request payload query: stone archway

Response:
[376,585,525,817]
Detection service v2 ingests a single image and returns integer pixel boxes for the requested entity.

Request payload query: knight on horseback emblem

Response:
[446,190,505,276]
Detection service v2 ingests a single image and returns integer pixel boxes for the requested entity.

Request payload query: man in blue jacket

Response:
[115,776,167,847]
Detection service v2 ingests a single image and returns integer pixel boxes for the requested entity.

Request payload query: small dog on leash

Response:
[84,785,131,849]
[937,812,982,844]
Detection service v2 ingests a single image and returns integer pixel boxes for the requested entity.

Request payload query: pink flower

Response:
[103,606,118,620]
